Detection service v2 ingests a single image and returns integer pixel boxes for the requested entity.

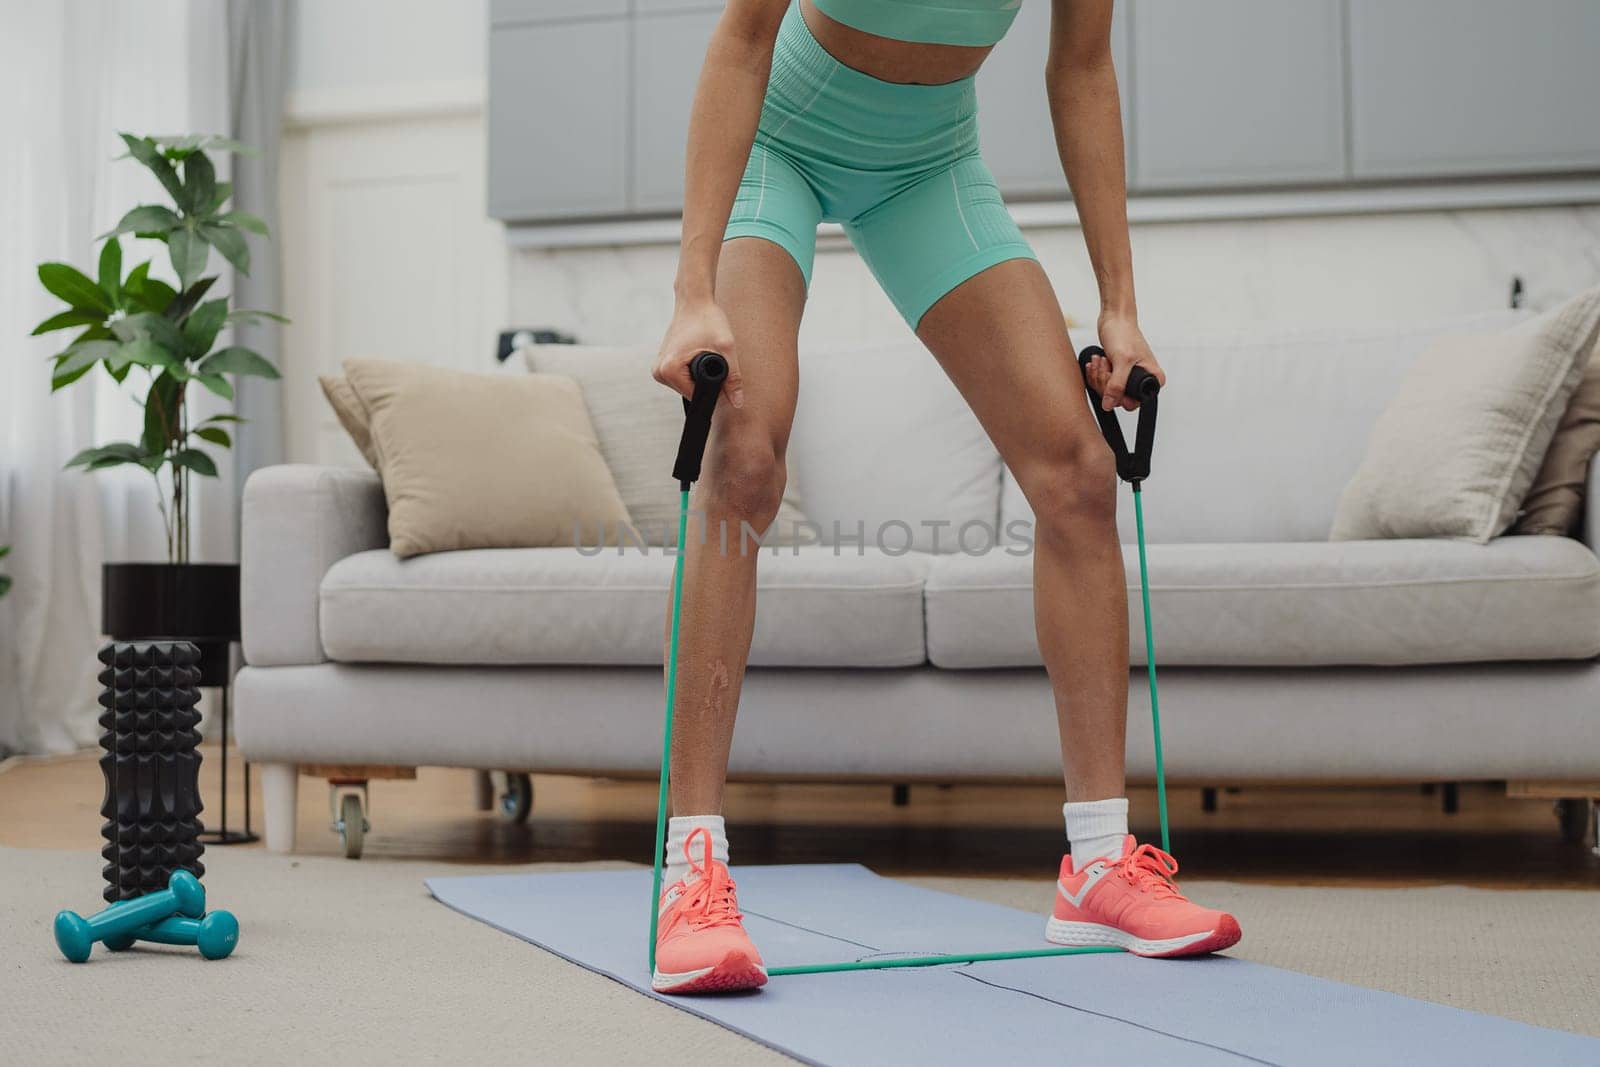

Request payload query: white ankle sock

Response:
[663,814,728,888]
[1063,798,1129,871]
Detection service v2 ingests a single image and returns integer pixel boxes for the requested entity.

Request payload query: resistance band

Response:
[650,347,1166,978]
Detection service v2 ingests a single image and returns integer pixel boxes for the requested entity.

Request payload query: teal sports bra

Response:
[810,0,1023,47]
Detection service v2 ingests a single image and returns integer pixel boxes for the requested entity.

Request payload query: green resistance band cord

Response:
[649,482,1170,977]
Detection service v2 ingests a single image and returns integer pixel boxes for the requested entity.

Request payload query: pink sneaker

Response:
[1046,835,1241,958]
[652,827,768,994]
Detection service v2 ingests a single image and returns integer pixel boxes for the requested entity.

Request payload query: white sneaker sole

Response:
[651,950,769,994]
[1045,917,1216,957]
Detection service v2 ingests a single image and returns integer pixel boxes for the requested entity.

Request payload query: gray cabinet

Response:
[975,1,1133,198]
[1130,0,1346,188]
[1349,0,1600,178]
[633,10,722,211]
[634,0,725,12]
[491,0,627,25]
[488,19,631,219]
[488,0,1600,225]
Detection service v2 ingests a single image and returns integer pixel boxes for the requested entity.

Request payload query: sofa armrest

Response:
[1587,454,1600,555]
[242,464,387,666]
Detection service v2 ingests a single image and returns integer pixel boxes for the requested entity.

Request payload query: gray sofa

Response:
[236,313,1600,854]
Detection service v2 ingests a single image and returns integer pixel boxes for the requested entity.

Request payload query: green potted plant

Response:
[0,546,10,599]
[32,133,283,686]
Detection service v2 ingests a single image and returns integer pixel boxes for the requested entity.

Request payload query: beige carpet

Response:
[4,847,1596,1065]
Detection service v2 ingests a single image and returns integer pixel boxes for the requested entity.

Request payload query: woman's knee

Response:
[703,432,787,527]
[1017,436,1117,534]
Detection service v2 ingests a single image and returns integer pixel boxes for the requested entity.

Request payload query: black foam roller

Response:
[98,641,206,902]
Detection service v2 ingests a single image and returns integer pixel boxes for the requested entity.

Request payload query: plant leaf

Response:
[200,413,247,425]
[32,309,104,336]
[219,210,268,236]
[193,373,234,401]
[51,340,120,389]
[156,134,255,158]
[226,308,291,327]
[171,447,219,477]
[116,337,184,373]
[131,276,177,314]
[122,259,152,300]
[113,311,185,352]
[38,263,112,315]
[142,373,182,453]
[168,226,210,291]
[198,222,249,276]
[65,442,147,470]
[183,151,216,216]
[101,204,180,239]
[192,426,231,447]
[183,298,230,357]
[204,180,234,216]
[98,238,122,303]
[163,274,217,323]
[200,346,280,379]
[118,133,186,205]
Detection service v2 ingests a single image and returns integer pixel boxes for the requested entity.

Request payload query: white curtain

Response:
[0,1,235,755]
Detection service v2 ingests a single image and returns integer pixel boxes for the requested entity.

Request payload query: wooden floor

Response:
[3,747,1596,889]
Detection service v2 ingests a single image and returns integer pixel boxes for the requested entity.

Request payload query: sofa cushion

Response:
[1331,287,1600,543]
[925,536,1600,668]
[788,339,1001,552]
[320,545,930,667]
[1001,310,1531,545]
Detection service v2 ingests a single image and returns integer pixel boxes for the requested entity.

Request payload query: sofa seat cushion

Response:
[320,546,930,667]
[925,537,1600,668]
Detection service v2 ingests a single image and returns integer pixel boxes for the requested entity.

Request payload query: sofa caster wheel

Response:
[330,785,370,859]
[499,772,534,823]
[1554,798,1593,847]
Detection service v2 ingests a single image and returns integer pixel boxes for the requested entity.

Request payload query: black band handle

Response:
[1077,345,1159,485]
[672,351,729,489]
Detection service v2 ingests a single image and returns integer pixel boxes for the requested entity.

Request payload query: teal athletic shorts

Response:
[724,0,1039,330]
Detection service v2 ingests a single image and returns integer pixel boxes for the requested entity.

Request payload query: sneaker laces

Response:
[1110,843,1184,901]
[672,827,743,931]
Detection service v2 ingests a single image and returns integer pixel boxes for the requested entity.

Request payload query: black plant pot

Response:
[101,562,240,687]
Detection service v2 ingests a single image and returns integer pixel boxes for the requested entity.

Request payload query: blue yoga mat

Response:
[426,864,1597,1067]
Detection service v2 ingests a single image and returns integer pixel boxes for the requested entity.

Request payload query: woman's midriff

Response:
[798,0,994,86]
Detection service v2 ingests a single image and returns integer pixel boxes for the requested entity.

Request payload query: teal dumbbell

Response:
[104,911,239,960]
[54,870,205,963]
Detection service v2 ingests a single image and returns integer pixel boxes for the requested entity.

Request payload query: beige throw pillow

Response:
[340,359,635,558]
[318,374,380,468]
[1512,343,1600,536]
[522,343,812,546]
[1330,286,1600,543]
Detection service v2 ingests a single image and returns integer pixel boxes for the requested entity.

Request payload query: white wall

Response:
[508,206,1600,352]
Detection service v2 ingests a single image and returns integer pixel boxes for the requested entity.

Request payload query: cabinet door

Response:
[1131,0,1345,189]
[1349,0,1600,178]
[491,0,627,25]
[632,10,723,211]
[975,1,1132,198]
[634,0,725,13]
[488,19,631,220]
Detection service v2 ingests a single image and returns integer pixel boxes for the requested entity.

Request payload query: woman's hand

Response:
[1085,312,1165,411]
[653,297,745,409]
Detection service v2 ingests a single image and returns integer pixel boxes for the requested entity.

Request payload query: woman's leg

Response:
[916,257,1129,803]
[668,235,807,817]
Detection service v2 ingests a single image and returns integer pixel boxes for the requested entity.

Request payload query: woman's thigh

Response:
[913,256,1109,498]
[710,234,808,462]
